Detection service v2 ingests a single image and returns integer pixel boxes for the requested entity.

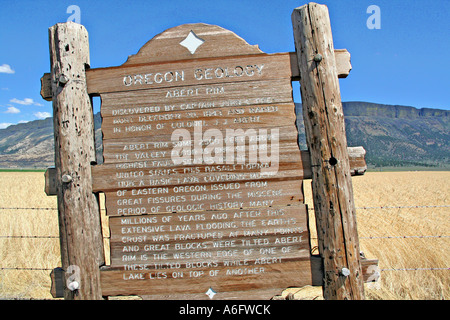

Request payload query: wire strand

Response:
[361,235,450,239]
[381,267,449,271]
[0,267,54,271]
[0,235,59,239]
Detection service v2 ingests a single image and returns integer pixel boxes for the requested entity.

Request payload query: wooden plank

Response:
[109,205,309,265]
[104,178,304,216]
[95,145,364,195]
[310,256,379,286]
[348,146,367,175]
[87,53,292,95]
[44,167,57,196]
[39,50,352,101]
[92,161,305,193]
[99,79,294,119]
[40,73,52,102]
[101,103,297,140]
[100,256,379,298]
[290,50,351,80]
[102,144,302,175]
[50,144,364,198]
[101,204,312,297]
[333,49,352,79]
[49,267,65,298]
[102,131,299,165]
[292,3,365,300]
[39,49,352,101]
[361,259,380,283]
[101,259,312,297]
[48,22,104,300]
[101,133,364,171]
[136,259,379,299]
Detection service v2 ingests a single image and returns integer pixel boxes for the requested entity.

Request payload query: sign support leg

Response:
[292,3,365,300]
[48,22,104,300]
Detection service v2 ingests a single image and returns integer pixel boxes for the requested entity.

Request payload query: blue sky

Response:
[0,0,449,129]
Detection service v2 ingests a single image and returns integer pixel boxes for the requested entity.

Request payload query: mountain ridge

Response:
[0,101,448,169]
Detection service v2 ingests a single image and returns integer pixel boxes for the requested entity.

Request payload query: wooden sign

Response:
[73,23,368,299]
[86,24,313,298]
[88,24,311,298]
[42,7,377,300]
[101,204,311,297]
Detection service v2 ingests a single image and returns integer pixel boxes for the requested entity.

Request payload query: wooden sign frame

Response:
[42,3,377,300]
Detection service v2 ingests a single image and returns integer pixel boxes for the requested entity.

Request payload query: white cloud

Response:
[10,98,35,105]
[10,98,45,106]
[18,120,30,124]
[0,123,13,129]
[0,64,15,74]
[5,106,20,114]
[34,111,52,119]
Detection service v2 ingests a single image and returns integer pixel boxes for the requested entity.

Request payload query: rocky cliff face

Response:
[341,101,450,118]
[0,114,103,169]
[0,117,55,168]
[0,102,448,169]
[296,102,449,168]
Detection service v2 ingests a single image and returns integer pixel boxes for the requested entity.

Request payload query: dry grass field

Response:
[0,171,448,300]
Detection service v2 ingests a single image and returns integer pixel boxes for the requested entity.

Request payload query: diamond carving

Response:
[179,31,205,54]
[205,287,217,299]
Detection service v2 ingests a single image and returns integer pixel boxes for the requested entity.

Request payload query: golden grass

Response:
[0,172,59,299]
[285,171,449,300]
[0,171,448,299]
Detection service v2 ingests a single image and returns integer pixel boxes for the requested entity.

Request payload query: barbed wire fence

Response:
[0,204,448,297]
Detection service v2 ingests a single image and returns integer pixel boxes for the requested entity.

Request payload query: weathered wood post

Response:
[48,22,104,300]
[292,3,365,299]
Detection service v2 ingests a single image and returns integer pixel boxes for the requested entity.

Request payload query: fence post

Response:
[48,22,104,300]
[291,3,365,299]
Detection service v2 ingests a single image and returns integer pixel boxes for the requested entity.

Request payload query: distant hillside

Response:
[0,114,103,169]
[296,102,449,168]
[0,102,448,169]
[0,117,54,169]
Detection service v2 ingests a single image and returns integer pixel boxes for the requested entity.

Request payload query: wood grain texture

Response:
[39,49,352,101]
[48,22,104,300]
[101,132,300,165]
[104,178,304,216]
[123,23,263,65]
[348,146,367,175]
[86,53,292,95]
[44,148,364,197]
[101,259,313,297]
[44,167,57,196]
[108,205,309,265]
[292,3,364,300]
[99,79,294,119]
[134,258,378,300]
[92,161,305,192]
[40,73,52,101]
[333,49,352,78]
[39,22,352,101]
[101,204,313,297]
[101,103,297,139]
